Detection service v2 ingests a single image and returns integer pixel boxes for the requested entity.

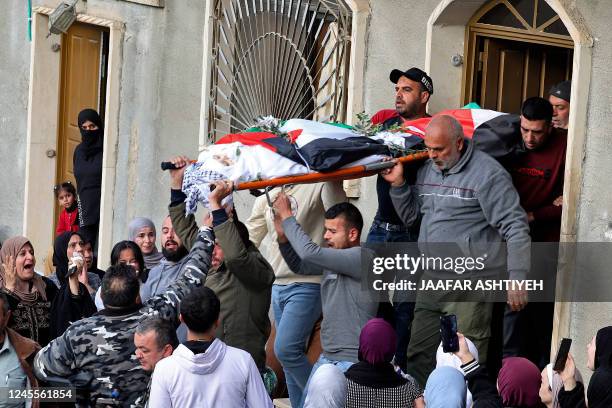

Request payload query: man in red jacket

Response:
[512,97,566,243]
[504,97,566,368]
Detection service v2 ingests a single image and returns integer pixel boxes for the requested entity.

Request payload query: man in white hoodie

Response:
[148,286,273,408]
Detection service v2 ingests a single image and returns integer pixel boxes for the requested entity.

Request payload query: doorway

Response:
[463,0,574,113]
[468,37,572,113]
[54,22,109,233]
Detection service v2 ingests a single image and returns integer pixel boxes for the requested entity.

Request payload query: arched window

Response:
[463,0,573,112]
[207,0,352,142]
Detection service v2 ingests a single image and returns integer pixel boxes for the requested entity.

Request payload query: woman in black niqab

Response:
[74,108,104,249]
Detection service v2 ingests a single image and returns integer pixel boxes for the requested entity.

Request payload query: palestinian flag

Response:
[183,109,523,213]
[217,119,392,172]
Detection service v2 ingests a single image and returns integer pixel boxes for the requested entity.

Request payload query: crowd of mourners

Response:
[0,68,610,408]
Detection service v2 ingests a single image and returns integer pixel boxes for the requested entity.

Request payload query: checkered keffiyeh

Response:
[182,162,233,215]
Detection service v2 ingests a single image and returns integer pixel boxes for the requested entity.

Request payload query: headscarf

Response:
[303,364,347,408]
[545,363,584,408]
[77,109,104,159]
[594,326,612,369]
[127,217,163,269]
[53,232,85,286]
[424,366,467,408]
[498,357,542,407]
[0,236,47,302]
[587,368,612,408]
[358,318,396,365]
[50,231,96,338]
[436,338,479,407]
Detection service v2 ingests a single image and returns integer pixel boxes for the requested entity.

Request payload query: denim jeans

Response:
[272,283,322,408]
[366,223,418,371]
[300,355,354,408]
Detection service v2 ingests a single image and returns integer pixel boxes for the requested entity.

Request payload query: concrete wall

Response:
[23,0,206,249]
[563,0,612,379]
[0,3,31,242]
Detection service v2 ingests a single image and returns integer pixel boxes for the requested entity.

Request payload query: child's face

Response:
[58,190,75,208]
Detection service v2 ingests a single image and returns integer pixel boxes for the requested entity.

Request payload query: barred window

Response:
[207,0,352,142]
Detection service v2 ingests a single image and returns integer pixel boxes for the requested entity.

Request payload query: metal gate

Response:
[207,0,352,142]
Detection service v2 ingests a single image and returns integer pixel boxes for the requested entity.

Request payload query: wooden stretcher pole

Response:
[234,151,429,191]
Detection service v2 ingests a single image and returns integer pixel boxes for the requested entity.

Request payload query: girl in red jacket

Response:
[54,182,79,236]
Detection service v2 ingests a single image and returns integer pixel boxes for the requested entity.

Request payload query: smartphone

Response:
[553,338,572,371]
[440,314,459,353]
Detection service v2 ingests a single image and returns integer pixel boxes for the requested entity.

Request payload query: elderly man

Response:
[382,115,531,385]
[549,80,571,130]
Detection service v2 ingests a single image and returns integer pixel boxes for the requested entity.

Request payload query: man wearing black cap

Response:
[549,80,571,129]
[368,67,433,371]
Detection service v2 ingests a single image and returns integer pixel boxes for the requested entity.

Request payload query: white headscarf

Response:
[304,364,347,408]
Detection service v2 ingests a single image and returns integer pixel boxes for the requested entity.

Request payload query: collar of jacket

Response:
[97,303,142,317]
[6,327,40,404]
[431,137,474,176]
[6,328,39,361]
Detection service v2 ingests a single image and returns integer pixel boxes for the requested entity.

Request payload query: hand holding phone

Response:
[553,338,572,372]
[68,252,84,276]
[440,314,459,353]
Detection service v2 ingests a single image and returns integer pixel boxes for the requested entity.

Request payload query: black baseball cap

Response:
[549,80,571,102]
[390,67,434,94]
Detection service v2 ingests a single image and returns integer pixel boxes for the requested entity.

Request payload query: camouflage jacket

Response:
[33,228,215,407]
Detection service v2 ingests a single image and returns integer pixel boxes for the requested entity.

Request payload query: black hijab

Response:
[595,326,612,369]
[77,109,104,159]
[53,231,83,286]
[587,368,612,408]
[50,231,96,338]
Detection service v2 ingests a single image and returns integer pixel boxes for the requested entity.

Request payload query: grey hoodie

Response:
[390,138,530,279]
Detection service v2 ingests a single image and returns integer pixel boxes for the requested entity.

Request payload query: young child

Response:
[55,182,80,236]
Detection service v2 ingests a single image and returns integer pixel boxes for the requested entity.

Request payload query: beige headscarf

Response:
[0,236,47,303]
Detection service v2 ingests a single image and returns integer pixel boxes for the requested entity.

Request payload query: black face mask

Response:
[80,128,103,145]
[78,128,104,159]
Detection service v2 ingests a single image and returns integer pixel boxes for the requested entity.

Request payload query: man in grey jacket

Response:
[140,215,189,303]
[381,115,531,385]
[273,195,378,408]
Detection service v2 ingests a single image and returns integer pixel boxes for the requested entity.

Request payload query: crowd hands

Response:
[0,76,605,407]
[0,144,604,408]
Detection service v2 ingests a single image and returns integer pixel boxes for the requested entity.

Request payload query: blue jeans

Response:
[300,355,354,408]
[366,223,418,371]
[272,283,322,408]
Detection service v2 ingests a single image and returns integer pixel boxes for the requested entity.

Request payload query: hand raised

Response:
[1,256,17,292]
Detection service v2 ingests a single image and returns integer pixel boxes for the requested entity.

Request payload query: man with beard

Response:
[382,115,530,386]
[367,67,434,371]
[139,216,189,303]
